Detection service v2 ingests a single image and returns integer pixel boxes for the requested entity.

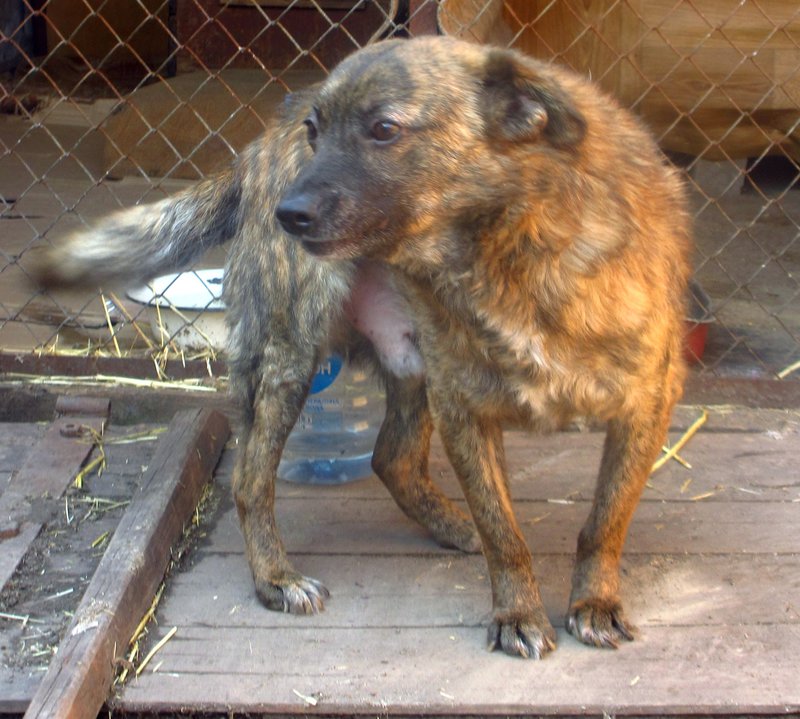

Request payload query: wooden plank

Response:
[119,507,800,715]
[0,383,236,426]
[207,418,800,563]
[0,422,46,471]
[155,552,800,631]
[246,405,800,502]
[0,522,42,585]
[118,624,800,716]
[640,0,800,50]
[683,376,800,409]
[0,672,40,715]
[205,495,800,556]
[0,416,105,528]
[0,421,164,715]
[0,350,226,382]
[257,426,800,505]
[0,410,107,589]
[21,408,230,719]
[115,404,800,717]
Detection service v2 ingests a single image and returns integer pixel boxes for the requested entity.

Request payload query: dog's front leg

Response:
[436,407,556,659]
[566,401,672,647]
[232,357,329,614]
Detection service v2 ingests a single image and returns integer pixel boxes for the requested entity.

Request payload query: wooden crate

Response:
[439,0,800,159]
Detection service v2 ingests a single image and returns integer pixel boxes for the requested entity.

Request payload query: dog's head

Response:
[275,37,586,264]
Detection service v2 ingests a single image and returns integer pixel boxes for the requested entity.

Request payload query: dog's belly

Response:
[344,261,425,377]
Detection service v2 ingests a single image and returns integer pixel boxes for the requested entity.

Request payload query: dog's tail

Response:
[33,167,241,288]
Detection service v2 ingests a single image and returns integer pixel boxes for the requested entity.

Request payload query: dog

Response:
[35,36,691,659]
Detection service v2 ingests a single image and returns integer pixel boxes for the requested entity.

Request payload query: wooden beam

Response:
[21,407,230,719]
[0,350,226,381]
[683,375,800,409]
[0,383,236,425]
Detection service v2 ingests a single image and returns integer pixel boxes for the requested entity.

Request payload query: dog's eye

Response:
[303,117,318,148]
[370,120,401,144]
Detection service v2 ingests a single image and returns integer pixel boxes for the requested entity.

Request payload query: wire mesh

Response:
[1,0,798,381]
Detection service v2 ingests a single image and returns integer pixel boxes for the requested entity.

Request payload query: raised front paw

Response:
[487,611,557,659]
[255,571,330,614]
[566,597,635,648]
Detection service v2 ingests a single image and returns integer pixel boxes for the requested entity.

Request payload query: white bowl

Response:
[126,269,226,350]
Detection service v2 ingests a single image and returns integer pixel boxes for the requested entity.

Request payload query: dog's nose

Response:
[276,193,318,237]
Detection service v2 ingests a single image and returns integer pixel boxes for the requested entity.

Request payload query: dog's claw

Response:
[487,616,556,660]
[256,573,330,614]
[566,598,635,648]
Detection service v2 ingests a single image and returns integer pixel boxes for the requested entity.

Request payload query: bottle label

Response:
[309,354,342,395]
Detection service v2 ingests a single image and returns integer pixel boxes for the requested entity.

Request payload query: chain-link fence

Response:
[1,0,799,382]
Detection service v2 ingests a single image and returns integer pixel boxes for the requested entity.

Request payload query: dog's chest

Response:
[407,283,551,418]
[411,276,623,425]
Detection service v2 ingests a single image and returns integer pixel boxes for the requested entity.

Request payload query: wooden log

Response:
[21,407,230,719]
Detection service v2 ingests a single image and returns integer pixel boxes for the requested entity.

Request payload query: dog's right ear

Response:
[280,86,318,120]
[480,49,586,149]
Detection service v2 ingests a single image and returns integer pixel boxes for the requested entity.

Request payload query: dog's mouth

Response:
[299,237,352,259]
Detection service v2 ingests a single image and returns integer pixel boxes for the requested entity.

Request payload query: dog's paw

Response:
[487,612,557,659]
[255,572,330,614]
[432,515,482,554]
[566,598,635,648]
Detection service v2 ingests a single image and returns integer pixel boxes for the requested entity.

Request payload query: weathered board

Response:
[116,406,800,717]
[0,402,108,590]
[22,408,230,719]
[0,422,45,471]
[0,422,162,714]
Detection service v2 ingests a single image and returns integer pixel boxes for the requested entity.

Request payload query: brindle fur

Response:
[34,89,479,614]
[275,37,691,657]
[34,36,691,659]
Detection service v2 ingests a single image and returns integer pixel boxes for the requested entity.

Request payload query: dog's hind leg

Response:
[371,374,481,554]
[566,395,675,648]
[232,346,330,614]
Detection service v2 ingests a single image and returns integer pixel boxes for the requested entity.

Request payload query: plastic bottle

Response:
[277,354,385,484]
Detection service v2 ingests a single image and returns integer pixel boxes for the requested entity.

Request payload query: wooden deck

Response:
[107,405,800,717]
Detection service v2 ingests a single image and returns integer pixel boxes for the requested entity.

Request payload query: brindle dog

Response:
[35,36,691,659]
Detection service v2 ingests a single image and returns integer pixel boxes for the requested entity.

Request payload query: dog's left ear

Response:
[480,49,586,149]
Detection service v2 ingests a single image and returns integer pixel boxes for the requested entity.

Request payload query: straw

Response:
[652,409,708,473]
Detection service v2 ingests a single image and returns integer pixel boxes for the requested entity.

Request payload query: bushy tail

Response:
[33,167,241,288]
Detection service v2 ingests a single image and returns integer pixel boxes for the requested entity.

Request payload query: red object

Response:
[684,280,712,364]
[684,320,710,364]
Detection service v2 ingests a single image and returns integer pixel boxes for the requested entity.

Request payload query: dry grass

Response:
[652,409,709,474]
